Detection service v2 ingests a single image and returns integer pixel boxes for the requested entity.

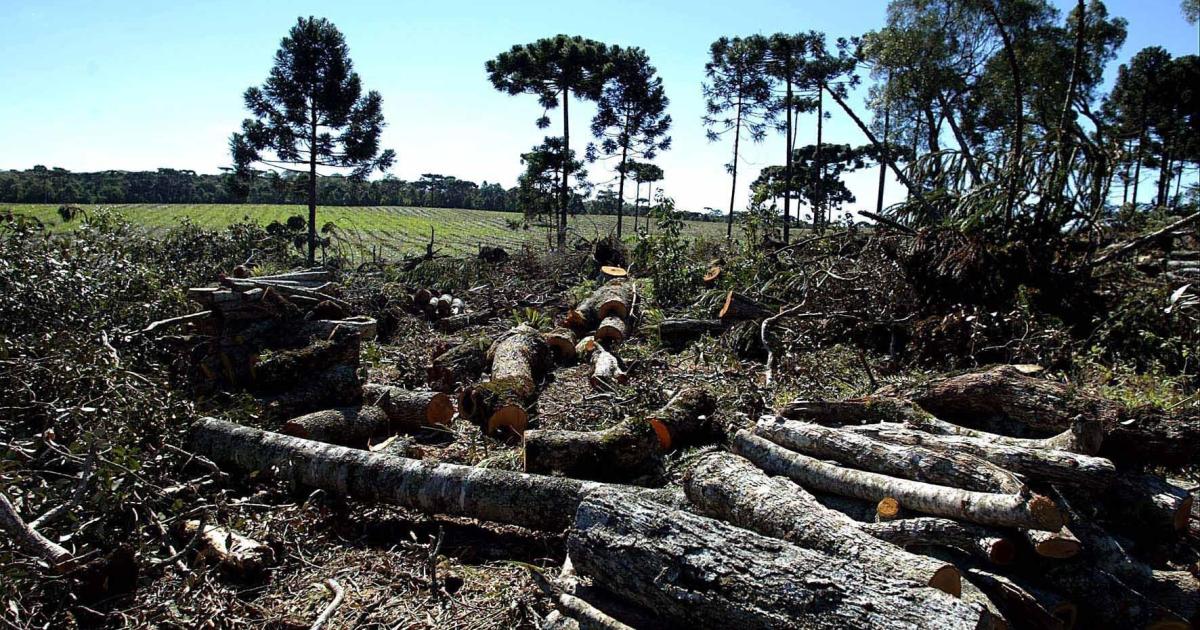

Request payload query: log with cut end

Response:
[845,424,1115,490]
[753,417,1025,494]
[875,497,903,521]
[588,343,627,389]
[363,383,455,432]
[252,329,360,393]
[187,417,686,532]
[595,282,631,321]
[564,283,629,332]
[281,406,391,447]
[860,518,1016,566]
[959,566,1071,630]
[412,288,432,311]
[1022,527,1081,559]
[436,294,454,319]
[718,291,772,322]
[703,266,721,286]
[1103,473,1193,534]
[599,266,627,281]
[459,325,550,436]
[427,337,490,392]
[574,335,596,358]
[180,520,275,578]
[733,430,1065,530]
[657,318,725,346]
[682,451,964,596]
[544,328,578,363]
[567,490,996,630]
[523,388,715,481]
[903,411,1104,456]
[593,316,626,346]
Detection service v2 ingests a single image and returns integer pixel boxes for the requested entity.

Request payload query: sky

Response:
[1,0,1197,215]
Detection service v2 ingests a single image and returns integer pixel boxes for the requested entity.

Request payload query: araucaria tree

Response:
[230,16,394,265]
[703,35,774,238]
[589,46,671,237]
[487,35,612,249]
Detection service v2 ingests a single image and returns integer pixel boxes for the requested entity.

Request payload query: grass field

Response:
[4,203,733,256]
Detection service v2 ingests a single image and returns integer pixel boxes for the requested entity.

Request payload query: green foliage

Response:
[632,195,700,307]
[510,306,552,331]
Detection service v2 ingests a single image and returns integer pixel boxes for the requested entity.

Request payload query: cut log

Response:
[718,291,772,322]
[369,434,422,459]
[523,388,715,481]
[363,383,455,431]
[262,364,362,420]
[753,417,1025,494]
[875,497,903,521]
[595,282,631,321]
[657,318,725,346]
[252,329,360,393]
[845,424,1115,491]
[959,565,1071,630]
[437,309,496,333]
[702,266,721,286]
[598,266,627,281]
[733,430,1065,530]
[544,327,579,364]
[1023,527,1082,559]
[187,417,686,533]
[903,412,1104,457]
[302,316,379,341]
[777,396,927,426]
[567,490,996,630]
[683,451,964,596]
[588,344,627,389]
[574,336,596,358]
[427,337,491,392]
[436,294,453,319]
[860,518,1016,566]
[1039,562,1189,629]
[459,325,550,436]
[180,520,275,578]
[1104,473,1193,534]
[593,316,626,347]
[565,283,629,333]
[281,406,391,447]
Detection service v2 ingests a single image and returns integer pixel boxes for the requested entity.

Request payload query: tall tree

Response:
[230,16,394,265]
[517,137,588,237]
[766,33,819,242]
[487,35,612,249]
[631,162,664,231]
[703,35,774,238]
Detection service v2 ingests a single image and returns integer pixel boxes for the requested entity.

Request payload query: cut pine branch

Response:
[734,430,1065,531]
[523,388,715,482]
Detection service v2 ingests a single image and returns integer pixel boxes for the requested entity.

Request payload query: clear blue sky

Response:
[1,0,1196,214]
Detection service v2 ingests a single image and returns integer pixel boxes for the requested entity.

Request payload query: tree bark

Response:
[560,84,571,250]
[594,316,626,347]
[1102,473,1193,534]
[460,325,550,436]
[902,410,1103,456]
[567,490,997,630]
[657,318,725,346]
[523,388,715,481]
[733,430,1065,530]
[308,103,319,266]
[683,451,965,596]
[860,518,1016,566]
[718,291,772,323]
[252,329,360,394]
[188,417,687,532]
[437,309,496,334]
[262,364,362,421]
[784,79,794,242]
[362,383,455,432]
[756,418,1024,493]
[588,343,627,389]
[726,96,742,239]
[844,424,1115,490]
[427,337,490,392]
[0,491,75,571]
[545,327,579,364]
[282,406,392,447]
[565,283,629,333]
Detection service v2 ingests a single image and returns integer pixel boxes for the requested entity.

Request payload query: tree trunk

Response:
[658,318,725,347]
[282,406,392,447]
[588,343,627,389]
[0,492,75,571]
[362,383,455,432]
[860,518,1016,566]
[565,282,630,333]
[437,309,496,333]
[683,451,965,596]
[733,430,1064,530]
[900,409,1103,456]
[754,417,1025,494]
[784,79,794,242]
[252,329,360,393]
[718,291,772,322]
[594,316,626,347]
[957,565,1071,630]
[844,424,1115,490]
[980,0,1025,233]
[262,364,362,421]
[616,141,628,238]
[523,388,715,481]
[544,327,578,364]
[1022,527,1081,559]
[187,417,686,532]
[427,337,490,392]
[567,490,996,630]
[815,84,825,231]
[1102,473,1193,534]
[937,91,982,186]
[459,325,550,436]
[877,81,890,215]
[727,97,743,239]
[560,85,571,250]
[1132,128,1145,206]
[308,104,319,266]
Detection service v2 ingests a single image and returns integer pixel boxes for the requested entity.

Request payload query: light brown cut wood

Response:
[459,325,550,436]
[544,328,578,363]
[876,497,902,521]
[735,430,1065,530]
[568,490,997,629]
[718,291,772,322]
[703,266,721,286]
[524,388,715,481]
[180,520,275,578]
[1023,527,1082,559]
[594,316,626,347]
[599,265,628,280]
[683,452,963,596]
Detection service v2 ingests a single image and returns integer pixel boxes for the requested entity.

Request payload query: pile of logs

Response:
[410,287,495,332]
[560,280,635,391]
[187,364,1200,630]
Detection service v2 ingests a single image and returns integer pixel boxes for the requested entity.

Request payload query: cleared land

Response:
[5,203,733,256]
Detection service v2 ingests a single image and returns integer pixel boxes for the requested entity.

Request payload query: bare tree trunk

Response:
[815,83,825,231]
[308,103,319,266]
[560,85,571,250]
[568,490,997,629]
[726,97,743,239]
[980,0,1026,233]
[616,140,628,237]
[936,91,982,186]
[877,81,891,214]
[783,79,794,242]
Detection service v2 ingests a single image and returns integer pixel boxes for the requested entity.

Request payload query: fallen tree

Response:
[859,518,1016,566]
[567,490,998,629]
[427,337,490,392]
[565,282,631,333]
[683,451,964,596]
[187,418,686,532]
[459,325,550,436]
[734,430,1065,530]
[523,388,715,481]
[363,384,455,433]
